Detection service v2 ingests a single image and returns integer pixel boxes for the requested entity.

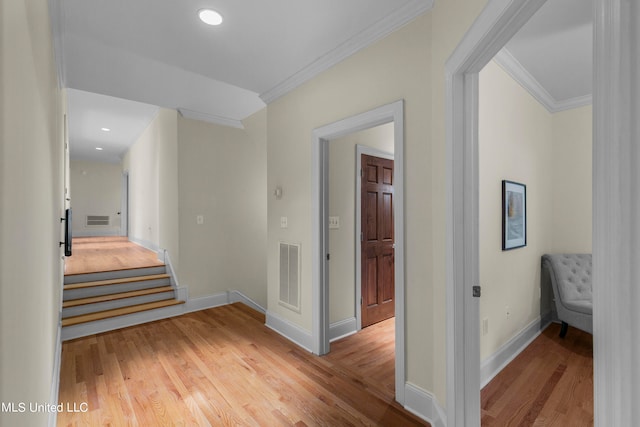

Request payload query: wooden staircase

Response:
[62,265,184,339]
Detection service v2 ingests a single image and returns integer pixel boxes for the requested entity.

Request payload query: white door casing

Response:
[312,100,406,403]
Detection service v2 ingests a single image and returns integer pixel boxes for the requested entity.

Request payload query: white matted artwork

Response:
[502,180,527,250]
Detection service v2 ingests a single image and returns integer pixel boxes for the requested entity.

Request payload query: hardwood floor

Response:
[65,237,164,275]
[57,303,427,426]
[481,322,593,426]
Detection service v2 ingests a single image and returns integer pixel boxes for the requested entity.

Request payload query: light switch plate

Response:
[328,216,340,229]
[280,216,288,228]
[196,215,204,225]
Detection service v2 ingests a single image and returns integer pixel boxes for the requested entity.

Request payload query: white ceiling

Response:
[54,0,432,162]
[497,0,593,112]
[56,0,592,163]
[67,89,159,163]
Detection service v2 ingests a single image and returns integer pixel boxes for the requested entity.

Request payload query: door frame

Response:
[312,100,406,403]
[446,0,630,424]
[355,145,394,330]
[120,171,129,237]
[445,0,549,424]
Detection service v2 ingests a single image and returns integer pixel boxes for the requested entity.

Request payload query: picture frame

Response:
[502,180,526,250]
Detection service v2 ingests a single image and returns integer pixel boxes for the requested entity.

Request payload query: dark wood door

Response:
[361,154,395,328]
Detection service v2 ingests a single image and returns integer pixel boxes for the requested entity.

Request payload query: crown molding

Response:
[493,48,592,113]
[48,0,67,88]
[259,0,434,104]
[552,94,593,112]
[178,108,245,129]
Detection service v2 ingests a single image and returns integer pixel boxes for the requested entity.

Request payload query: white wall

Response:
[178,110,267,306]
[478,61,593,361]
[70,160,122,236]
[122,108,180,272]
[479,61,555,360]
[328,123,394,324]
[551,105,592,253]
[0,0,65,426]
[266,0,490,405]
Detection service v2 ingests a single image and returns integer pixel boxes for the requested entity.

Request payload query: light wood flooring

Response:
[58,303,427,426]
[481,322,593,426]
[65,237,164,276]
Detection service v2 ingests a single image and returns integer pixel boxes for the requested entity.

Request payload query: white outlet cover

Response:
[280,216,288,228]
[196,215,204,225]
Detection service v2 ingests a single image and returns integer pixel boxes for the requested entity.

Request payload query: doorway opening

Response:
[445,0,553,424]
[312,100,406,404]
[358,150,395,329]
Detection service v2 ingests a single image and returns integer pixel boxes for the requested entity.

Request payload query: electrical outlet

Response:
[280,216,288,228]
[482,318,489,336]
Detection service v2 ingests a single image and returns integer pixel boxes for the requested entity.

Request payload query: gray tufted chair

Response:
[541,254,592,337]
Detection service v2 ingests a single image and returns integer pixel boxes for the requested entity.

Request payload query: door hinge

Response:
[360,232,363,241]
[360,168,363,177]
[472,285,481,298]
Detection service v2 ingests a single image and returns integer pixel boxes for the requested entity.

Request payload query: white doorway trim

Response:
[120,171,129,237]
[592,0,639,424]
[446,0,630,424]
[445,0,549,425]
[312,100,405,403]
[355,145,394,330]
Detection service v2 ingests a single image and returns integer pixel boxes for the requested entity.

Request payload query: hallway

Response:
[65,237,164,275]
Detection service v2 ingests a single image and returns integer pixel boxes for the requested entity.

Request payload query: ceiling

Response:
[67,89,159,163]
[497,0,593,112]
[54,0,592,163]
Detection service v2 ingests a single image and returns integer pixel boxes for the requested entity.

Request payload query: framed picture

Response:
[502,180,526,250]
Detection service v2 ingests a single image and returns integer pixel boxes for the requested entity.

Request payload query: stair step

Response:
[63,286,174,308]
[64,274,170,291]
[61,299,185,327]
[64,265,167,285]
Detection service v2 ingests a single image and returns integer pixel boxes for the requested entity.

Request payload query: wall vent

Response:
[86,215,110,227]
[279,242,301,312]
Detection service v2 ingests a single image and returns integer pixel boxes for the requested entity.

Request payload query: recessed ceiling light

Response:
[198,9,223,26]
[101,127,111,132]
[95,147,104,151]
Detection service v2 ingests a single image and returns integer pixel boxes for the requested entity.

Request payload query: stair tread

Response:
[62,299,185,327]
[64,264,165,278]
[63,286,175,308]
[64,273,170,290]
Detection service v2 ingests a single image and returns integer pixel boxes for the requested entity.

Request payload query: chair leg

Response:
[559,321,568,338]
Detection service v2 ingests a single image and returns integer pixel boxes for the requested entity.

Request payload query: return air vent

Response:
[86,215,110,227]
[279,242,300,312]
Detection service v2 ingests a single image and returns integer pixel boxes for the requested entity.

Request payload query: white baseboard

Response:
[265,311,313,352]
[176,286,189,301]
[228,290,266,314]
[404,382,446,427]
[184,292,229,313]
[128,236,161,253]
[48,322,62,427]
[540,309,554,328]
[73,229,120,237]
[480,315,547,388]
[162,251,180,289]
[329,317,357,342]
